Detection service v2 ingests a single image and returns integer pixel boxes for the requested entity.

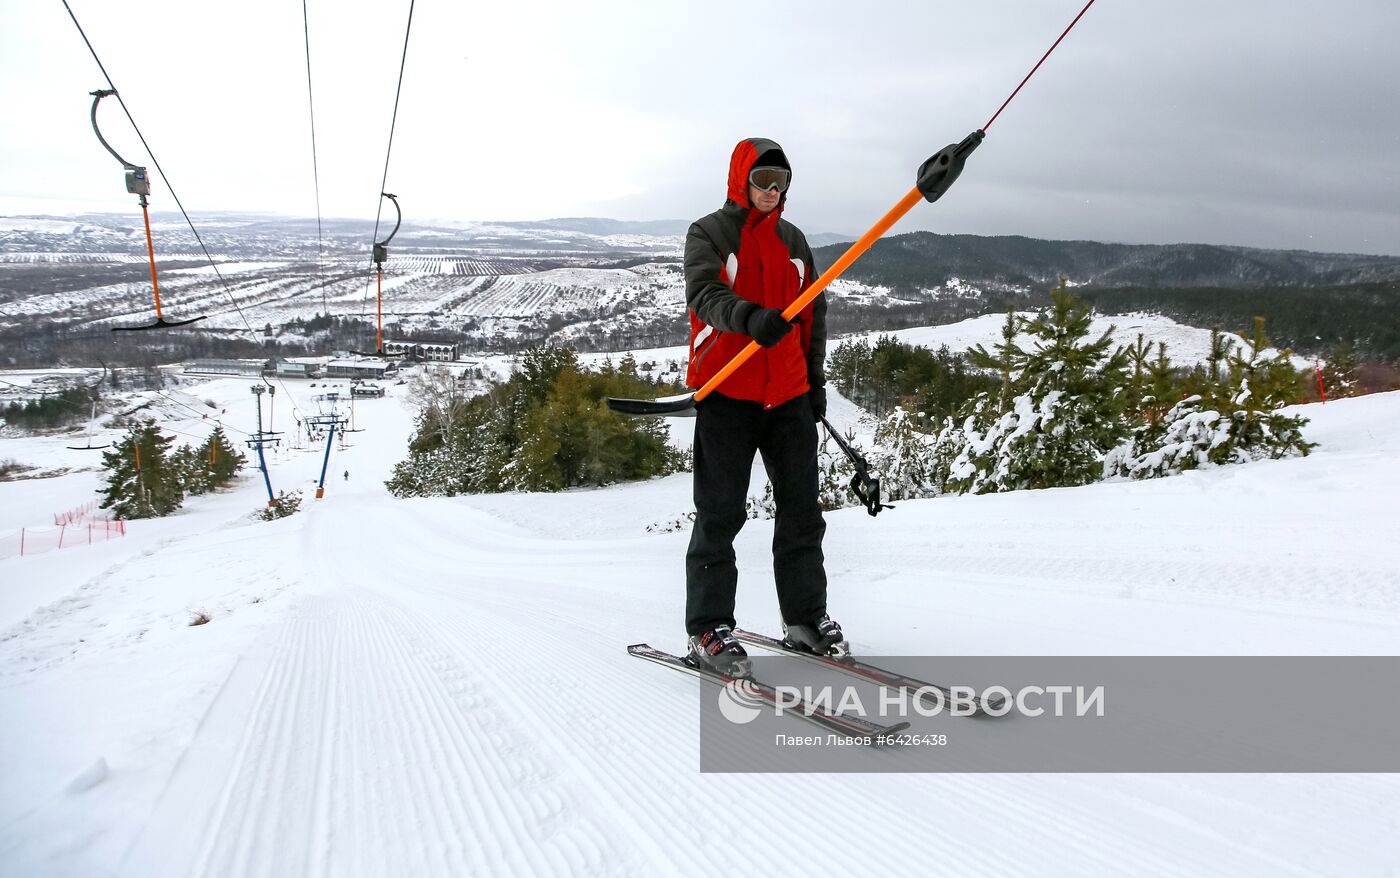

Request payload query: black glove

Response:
[745,307,794,348]
[807,384,827,422]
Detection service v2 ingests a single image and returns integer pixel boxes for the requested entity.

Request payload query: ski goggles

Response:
[748,166,791,193]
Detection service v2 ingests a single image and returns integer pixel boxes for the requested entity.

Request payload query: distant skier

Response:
[681,137,844,675]
[343,470,349,481]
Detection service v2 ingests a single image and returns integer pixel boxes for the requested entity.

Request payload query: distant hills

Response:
[496,217,692,237]
[491,217,853,248]
[17,211,1397,290]
[3,211,1398,366]
[814,232,1400,290]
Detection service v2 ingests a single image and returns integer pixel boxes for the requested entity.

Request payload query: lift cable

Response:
[357,0,417,338]
[301,0,328,318]
[63,1,308,425]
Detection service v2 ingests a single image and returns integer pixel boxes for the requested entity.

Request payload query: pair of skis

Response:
[627,644,908,741]
[628,631,1003,746]
[732,629,1005,716]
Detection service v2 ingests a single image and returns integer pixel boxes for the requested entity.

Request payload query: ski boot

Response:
[685,625,752,677]
[782,614,849,657]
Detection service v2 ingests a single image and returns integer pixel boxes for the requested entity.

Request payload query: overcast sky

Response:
[3,1,1398,255]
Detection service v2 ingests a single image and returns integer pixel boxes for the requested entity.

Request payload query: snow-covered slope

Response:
[2,370,1398,876]
[846,310,1314,368]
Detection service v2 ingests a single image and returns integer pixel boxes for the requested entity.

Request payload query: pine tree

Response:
[257,489,303,520]
[1111,319,1315,478]
[201,426,247,490]
[1108,396,1228,479]
[871,408,938,501]
[98,419,185,519]
[945,282,1130,494]
[867,336,903,414]
[1144,342,1180,423]
[1207,326,1229,386]
[1118,340,1186,445]
[1215,317,1314,461]
[1123,333,1153,419]
[827,338,872,408]
[390,347,686,497]
[171,444,202,495]
[181,426,247,495]
[1319,342,1361,399]
[927,416,967,493]
[815,431,857,512]
[966,307,1027,415]
[1177,326,1230,405]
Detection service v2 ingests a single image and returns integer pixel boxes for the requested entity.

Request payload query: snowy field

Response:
[2,362,1398,875]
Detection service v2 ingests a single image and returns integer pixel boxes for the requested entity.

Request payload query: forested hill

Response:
[813,232,1400,290]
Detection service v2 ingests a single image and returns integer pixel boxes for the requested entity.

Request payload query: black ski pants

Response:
[685,392,827,636]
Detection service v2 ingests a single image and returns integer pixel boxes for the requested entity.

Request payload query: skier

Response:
[682,137,846,675]
[343,470,349,481]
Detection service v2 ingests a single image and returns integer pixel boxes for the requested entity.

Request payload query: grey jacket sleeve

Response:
[684,221,759,334]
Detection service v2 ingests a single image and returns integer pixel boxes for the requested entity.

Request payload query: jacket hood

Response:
[726,138,790,209]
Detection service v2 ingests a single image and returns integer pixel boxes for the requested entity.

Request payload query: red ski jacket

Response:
[684,138,827,409]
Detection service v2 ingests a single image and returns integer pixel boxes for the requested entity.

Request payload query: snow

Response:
[2,364,1399,875]
[853,311,1314,369]
[166,262,288,275]
[0,368,104,393]
[0,218,86,234]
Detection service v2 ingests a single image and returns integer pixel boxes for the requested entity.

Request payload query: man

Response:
[682,137,847,675]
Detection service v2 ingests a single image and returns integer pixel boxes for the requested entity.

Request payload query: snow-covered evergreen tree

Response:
[1319,343,1361,399]
[257,489,303,521]
[1212,317,1314,462]
[870,408,939,501]
[966,307,1027,416]
[1109,319,1314,479]
[944,283,1130,494]
[926,415,966,495]
[815,431,857,512]
[1107,394,1227,478]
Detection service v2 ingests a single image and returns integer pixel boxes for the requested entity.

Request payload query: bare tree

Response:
[406,366,472,447]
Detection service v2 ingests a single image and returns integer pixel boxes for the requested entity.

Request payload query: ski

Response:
[627,644,910,743]
[732,629,1006,716]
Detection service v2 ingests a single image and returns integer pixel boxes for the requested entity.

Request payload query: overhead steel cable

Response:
[60,0,309,426]
[0,376,255,445]
[63,1,252,335]
[301,0,328,318]
[983,0,1097,132]
[358,0,417,331]
[606,0,1101,418]
[151,390,255,435]
[151,422,243,445]
[0,376,95,413]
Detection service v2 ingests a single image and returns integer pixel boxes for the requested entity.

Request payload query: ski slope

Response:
[2,370,1398,876]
